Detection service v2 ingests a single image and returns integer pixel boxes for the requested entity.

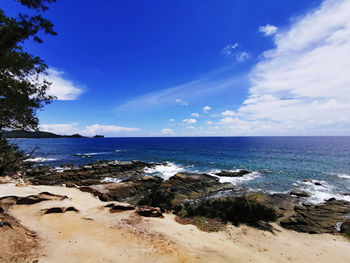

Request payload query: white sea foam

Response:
[297,180,350,204]
[75,152,107,157]
[101,177,122,183]
[115,150,125,152]
[209,169,262,185]
[144,162,184,180]
[331,173,350,180]
[54,167,64,172]
[25,157,56,163]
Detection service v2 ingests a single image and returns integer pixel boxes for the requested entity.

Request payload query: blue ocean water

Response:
[10,137,350,203]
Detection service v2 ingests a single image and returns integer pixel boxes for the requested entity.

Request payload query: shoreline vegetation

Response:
[1,159,350,262]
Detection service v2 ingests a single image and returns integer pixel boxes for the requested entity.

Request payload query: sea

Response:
[10,136,350,204]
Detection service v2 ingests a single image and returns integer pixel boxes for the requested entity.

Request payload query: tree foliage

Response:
[0,0,57,131]
[0,0,57,176]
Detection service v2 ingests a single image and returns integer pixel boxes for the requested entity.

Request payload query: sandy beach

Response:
[1,180,349,263]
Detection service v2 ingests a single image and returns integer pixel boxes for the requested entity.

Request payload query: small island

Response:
[93,135,105,138]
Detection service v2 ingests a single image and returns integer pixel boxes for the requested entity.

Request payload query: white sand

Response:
[1,183,350,263]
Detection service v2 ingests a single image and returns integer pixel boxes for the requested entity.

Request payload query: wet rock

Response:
[137,207,164,218]
[290,190,310,198]
[340,219,350,234]
[280,199,350,234]
[215,170,250,177]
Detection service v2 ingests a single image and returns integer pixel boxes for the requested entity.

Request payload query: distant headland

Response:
[0,130,104,139]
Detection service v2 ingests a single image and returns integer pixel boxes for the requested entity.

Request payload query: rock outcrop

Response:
[290,190,311,198]
[80,176,163,203]
[215,170,250,177]
[19,160,350,235]
[81,172,236,209]
[26,160,157,186]
[280,199,350,234]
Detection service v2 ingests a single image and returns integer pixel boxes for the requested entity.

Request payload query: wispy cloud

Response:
[115,71,245,112]
[175,98,188,106]
[178,0,350,136]
[222,43,250,62]
[234,0,350,134]
[222,43,239,56]
[259,24,278,36]
[235,51,250,62]
[44,68,83,100]
[191,113,200,117]
[40,123,139,137]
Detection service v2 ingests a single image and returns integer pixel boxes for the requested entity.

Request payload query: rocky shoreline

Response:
[15,159,350,235]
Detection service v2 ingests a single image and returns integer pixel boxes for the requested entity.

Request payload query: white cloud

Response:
[161,128,175,135]
[186,126,196,129]
[259,24,278,36]
[169,118,175,122]
[40,123,139,137]
[40,123,80,135]
[235,52,250,62]
[222,43,239,55]
[236,0,350,135]
[206,121,213,125]
[182,118,197,124]
[44,68,83,100]
[202,106,211,113]
[175,98,188,106]
[221,110,236,116]
[191,113,200,117]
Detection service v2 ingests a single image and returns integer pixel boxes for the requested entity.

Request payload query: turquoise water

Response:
[11,137,350,203]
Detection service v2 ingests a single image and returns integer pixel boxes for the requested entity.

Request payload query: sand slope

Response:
[1,183,350,263]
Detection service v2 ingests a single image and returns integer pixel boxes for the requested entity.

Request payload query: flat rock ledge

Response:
[26,160,158,186]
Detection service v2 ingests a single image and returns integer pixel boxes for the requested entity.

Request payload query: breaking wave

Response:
[144,162,184,180]
[25,157,57,163]
[209,169,262,185]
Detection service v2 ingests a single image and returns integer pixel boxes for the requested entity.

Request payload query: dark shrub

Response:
[185,196,278,228]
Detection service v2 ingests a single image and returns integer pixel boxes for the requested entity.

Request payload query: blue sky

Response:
[3,0,350,136]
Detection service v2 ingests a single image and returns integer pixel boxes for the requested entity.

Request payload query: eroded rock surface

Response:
[27,161,157,186]
[280,199,350,234]
[81,173,235,210]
